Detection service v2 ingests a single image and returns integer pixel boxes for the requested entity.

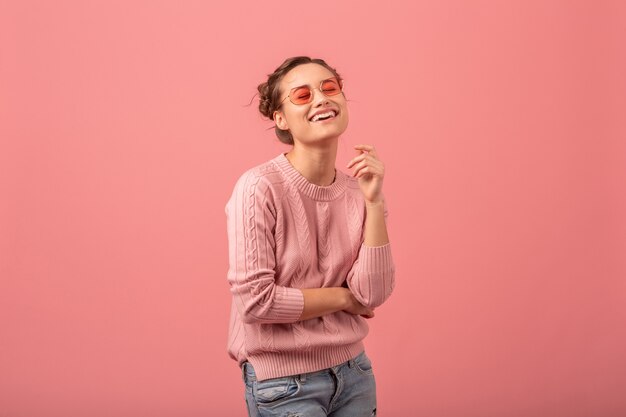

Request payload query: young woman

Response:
[225,56,395,417]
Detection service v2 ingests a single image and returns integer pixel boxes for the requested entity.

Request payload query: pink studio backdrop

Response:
[1,1,625,416]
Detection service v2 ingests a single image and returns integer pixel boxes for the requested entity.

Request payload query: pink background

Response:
[1,1,625,416]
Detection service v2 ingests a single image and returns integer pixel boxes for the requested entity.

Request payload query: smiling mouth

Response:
[309,110,338,123]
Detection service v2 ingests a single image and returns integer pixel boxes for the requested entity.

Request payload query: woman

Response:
[225,56,395,417]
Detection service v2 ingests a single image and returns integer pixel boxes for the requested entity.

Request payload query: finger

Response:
[348,153,378,171]
[362,310,375,318]
[354,166,374,179]
[354,144,377,157]
[346,153,367,169]
[351,160,370,177]
[354,161,382,178]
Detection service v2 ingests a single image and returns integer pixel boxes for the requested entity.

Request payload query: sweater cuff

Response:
[273,286,305,322]
[359,242,394,272]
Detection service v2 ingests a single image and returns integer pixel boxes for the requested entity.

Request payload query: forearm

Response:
[298,287,349,321]
[364,197,389,247]
[345,197,395,309]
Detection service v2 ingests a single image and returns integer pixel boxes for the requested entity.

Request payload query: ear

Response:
[273,110,289,130]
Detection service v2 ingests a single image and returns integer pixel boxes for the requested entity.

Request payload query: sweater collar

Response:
[274,152,347,201]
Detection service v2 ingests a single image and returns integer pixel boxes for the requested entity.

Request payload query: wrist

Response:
[365,192,385,207]
[365,199,384,209]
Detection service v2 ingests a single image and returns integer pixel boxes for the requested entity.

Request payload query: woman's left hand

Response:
[346,144,385,204]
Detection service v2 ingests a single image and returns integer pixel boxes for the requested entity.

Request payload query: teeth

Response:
[311,111,336,122]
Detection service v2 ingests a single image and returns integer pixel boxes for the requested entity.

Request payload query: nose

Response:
[311,87,331,107]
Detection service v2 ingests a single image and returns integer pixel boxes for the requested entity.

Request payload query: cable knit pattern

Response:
[285,182,310,289]
[284,182,312,351]
[345,190,364,260]
[317,202,331,275]
[316,202,342,344]
[225,152,395,381]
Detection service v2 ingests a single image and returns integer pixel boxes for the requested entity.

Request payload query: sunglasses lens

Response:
[289,78,343,105]
[291,87,312,104]
[321,78,342,95]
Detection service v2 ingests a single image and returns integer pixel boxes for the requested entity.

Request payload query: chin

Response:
[313,126,348,141]
[296,119,349,142]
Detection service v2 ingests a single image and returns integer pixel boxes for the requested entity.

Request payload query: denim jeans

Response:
[241,351,377,417]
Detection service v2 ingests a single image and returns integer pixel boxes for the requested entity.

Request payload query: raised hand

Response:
[346,144,385,204]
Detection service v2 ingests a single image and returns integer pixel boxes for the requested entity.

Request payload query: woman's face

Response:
[273,63,349,145]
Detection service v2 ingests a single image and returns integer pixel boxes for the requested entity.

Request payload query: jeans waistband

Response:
[241,351,364,383]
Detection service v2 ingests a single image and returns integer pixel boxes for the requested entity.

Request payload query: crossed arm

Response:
[298,199,390,320]
[226,173,394,325]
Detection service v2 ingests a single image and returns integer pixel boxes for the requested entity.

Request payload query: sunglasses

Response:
[279,77,344,106]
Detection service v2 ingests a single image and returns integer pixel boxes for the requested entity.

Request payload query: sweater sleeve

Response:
[345,203,396,309]
[225,170,304,324]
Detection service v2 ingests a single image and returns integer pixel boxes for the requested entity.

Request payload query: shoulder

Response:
[231,157,283,194]
[226,156,284,213]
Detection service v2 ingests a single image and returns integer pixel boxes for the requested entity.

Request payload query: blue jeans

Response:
[241,351,377,417]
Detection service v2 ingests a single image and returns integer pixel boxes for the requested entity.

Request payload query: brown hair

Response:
[254,56,345,145]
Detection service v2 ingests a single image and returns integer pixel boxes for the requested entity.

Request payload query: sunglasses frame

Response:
[279,77,345,106]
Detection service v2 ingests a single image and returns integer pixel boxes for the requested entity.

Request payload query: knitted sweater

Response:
[225,152,395,381]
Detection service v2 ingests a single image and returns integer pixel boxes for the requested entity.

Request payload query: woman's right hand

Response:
[343,289,375,318]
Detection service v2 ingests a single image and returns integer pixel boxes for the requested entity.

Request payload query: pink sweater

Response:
[225,152,395,381]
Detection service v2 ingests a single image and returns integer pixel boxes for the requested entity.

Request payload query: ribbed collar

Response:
[273,152,347,201]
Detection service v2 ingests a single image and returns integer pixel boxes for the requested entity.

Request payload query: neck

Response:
[285,140,338,187]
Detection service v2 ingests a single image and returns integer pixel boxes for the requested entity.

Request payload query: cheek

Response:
[298,112,313,127]
[287,109,309,124]
[281,112,306,129]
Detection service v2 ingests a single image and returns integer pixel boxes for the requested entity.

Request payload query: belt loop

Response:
[299,372,306,383]
[241,362,246,382]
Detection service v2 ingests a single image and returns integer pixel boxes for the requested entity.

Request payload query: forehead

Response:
[281,63,335,89]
